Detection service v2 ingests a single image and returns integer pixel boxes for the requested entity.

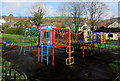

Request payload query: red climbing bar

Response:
[38,29,40,62]
[54,46,69,48]
[52,28,69,30]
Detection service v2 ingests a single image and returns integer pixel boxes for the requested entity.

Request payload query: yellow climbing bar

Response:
[104,33,106,43]
[66,46,74,53]
[100,32,106,44]
[66,57,74,65]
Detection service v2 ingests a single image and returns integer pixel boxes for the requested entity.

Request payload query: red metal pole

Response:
[38,29,40,62]
[52,28,55,67]
[82,30,84,58]
[93,32,94,52]
[68,29,71,64]
[91,32,93,55]
[42,30,44,44]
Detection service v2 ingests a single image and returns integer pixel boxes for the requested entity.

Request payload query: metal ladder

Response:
[19,46,34,55]
[41,45,51,64]
[19,27,34,55]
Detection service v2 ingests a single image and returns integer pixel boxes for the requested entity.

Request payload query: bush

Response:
[4,27,38,36]
[1,23,9,30]
[4,27,25,35]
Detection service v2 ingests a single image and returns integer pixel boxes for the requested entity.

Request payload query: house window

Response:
[108,34,113,38]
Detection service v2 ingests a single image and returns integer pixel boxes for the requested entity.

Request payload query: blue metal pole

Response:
[41,45,43,63]
[47,46,49,64]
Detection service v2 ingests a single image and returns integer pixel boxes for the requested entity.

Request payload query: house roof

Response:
[95,21,120,32]
[107,21,120,28]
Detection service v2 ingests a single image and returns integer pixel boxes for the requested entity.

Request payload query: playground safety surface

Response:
[2,45,120,81]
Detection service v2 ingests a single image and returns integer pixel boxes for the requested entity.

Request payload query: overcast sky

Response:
[0,0,119,19]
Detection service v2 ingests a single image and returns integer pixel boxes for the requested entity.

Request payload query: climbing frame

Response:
[38,28,74,67]
[19,27,38,55]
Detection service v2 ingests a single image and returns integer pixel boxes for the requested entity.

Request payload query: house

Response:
[0,19,6,25]
[95,21,120,40]
[106,21,120,40]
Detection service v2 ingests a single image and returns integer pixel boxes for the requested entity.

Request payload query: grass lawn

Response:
[2,33,38,46]
[106,40,119,52]
[1,33,119,52]
[83,40,119,53]
[109,60,120,81]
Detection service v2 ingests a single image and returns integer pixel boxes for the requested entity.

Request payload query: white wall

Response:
[0,19,6,25]
[106,33,118,40]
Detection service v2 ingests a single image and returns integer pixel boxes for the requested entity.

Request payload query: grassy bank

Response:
[2,57,29,81]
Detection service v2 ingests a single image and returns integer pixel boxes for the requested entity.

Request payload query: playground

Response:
[1,27,120,81]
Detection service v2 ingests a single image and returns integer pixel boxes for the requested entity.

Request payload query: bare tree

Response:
[55,3,71,28]
[58,2,85,33]
[69,2,84,33]
[84,0,108,31]
[57,3,69,17]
